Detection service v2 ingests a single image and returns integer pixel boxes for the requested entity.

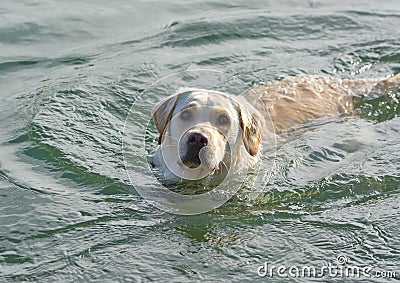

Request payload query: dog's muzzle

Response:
[180,132,208,168]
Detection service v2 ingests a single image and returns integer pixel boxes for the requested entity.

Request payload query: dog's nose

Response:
[187,132,208,148]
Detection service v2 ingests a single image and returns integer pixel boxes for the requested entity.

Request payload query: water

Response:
[1,0,400,281]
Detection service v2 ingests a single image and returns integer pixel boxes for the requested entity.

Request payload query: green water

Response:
[1,0,399,282]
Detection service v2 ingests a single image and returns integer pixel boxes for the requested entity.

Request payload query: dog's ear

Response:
[237,103,264,156]
[152,91,185,145]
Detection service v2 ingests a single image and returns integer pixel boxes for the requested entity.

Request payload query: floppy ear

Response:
[152,91,185,145]
[237,103,264,156]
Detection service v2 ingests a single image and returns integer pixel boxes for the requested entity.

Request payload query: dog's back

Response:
[251,74,400,133]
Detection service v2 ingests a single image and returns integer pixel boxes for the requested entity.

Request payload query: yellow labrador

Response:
[152,74,399,181]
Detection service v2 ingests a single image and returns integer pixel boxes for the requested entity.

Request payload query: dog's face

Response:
[152,89,264,180]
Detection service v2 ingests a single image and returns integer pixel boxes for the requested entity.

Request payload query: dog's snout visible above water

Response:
[187,132,208,148]
[180,132,209,168]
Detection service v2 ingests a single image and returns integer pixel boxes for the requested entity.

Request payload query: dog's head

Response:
[152,88,264,180]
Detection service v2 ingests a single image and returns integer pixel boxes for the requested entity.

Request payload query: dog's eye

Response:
[180,110,191,120]
[217,114,230,125]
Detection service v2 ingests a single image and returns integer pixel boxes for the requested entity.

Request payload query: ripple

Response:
[1,1,400,281]
[155,14,362,48]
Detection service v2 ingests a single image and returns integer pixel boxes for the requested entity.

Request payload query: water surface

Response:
[1,0,399,281]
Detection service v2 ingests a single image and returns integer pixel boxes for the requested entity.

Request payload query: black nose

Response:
[187,132,208,148]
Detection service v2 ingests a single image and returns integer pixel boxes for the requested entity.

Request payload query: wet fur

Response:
[152,74,400,181]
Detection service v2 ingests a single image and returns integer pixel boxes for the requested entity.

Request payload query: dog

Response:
[151,74,399,182]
